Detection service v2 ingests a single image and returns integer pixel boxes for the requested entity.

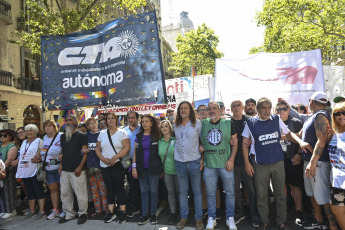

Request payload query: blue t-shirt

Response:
[124,125,140,158]
[86,131,101,169]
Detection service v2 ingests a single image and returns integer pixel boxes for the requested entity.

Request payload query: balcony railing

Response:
[0,70,12,86]
[14,77,42,92]
[0,0,12,21]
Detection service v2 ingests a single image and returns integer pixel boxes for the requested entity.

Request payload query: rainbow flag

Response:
[79,111,85,122]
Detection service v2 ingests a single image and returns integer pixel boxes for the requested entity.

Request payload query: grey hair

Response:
[24,124,39,133]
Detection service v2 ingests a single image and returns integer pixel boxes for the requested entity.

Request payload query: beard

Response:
[168,116,175,122]
[245,109,255,115]
[65,124,74,143]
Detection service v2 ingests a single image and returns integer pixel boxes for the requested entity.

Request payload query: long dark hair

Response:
[15,127,26,148]
[139,114,159,140]
[175,101,196,127]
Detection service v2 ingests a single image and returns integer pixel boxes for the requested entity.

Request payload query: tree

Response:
[11,0,146,55]
[169,23,223,77]
[251,0,345,63]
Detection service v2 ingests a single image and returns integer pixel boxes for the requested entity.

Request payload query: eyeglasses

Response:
[334,111,345,117]
[0,134,8,138]
[198,109,207,112]
[17,131,24,135]
[167,111,174,114]
[276,107,288,112]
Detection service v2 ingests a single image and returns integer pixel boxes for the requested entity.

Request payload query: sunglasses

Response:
[167,111,174,113]
[334,111,345,117]
[198,109,207,112]
[276,107,288,112]
[0,134,8,138]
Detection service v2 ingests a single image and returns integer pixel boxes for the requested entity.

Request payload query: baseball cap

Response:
[217,101,225,108]
[333,96,345,103]
[310,91,328,104]
[245,98,256,105]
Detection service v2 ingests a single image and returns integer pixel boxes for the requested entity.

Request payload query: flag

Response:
[190,65,196,77]
[91,107,98,117]
[79,111,85,122]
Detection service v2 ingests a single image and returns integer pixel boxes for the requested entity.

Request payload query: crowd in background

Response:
[0,92,344,230]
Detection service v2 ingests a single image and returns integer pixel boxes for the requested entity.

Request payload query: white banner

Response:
[86,74,213,116]
[214,49,325,108]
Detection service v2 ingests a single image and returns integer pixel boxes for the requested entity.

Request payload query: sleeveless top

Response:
[302,109,330,161]
[247,114,284,165]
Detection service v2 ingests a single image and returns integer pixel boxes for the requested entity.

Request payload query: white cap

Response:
[310,91,328,104]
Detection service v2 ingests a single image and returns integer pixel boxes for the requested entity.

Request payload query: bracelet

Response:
[132,163,136,168]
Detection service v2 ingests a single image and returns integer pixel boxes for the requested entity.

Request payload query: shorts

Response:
[304,161,331,205]
[23,176,45,200]
[284,158,304,187]
[330,187,345,206]
[46,169,60,185]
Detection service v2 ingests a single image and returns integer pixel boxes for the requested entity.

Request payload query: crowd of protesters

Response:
[0,92,344,230]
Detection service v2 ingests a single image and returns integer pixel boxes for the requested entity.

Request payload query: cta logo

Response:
[206,128,223,146]
[58,30,139,66]
[258,132,279,141]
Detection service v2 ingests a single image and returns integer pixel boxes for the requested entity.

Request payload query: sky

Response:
[160,0,265,59]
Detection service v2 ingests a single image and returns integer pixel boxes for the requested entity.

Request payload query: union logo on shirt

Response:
[206,128,223,146]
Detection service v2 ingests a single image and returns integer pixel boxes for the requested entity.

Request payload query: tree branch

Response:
[73,0,101,31]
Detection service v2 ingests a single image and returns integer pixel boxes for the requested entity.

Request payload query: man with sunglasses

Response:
[299,92,338,230]
[98,119,107,131]
[166,109,176,123]
[275,101,305,226]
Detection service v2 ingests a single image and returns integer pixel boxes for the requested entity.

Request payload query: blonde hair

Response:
[159,120,174,137]
[86,117,97,127]
[332,102,345,133]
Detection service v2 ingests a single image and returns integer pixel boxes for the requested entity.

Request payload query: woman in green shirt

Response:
[158,120,180,224]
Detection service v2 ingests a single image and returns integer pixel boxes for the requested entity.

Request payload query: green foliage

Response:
[12,0,146,55]
[169,23,223,77]
[253,0,345,62]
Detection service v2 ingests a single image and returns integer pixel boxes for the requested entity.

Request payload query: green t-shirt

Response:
[158,136,176,175]
[201,118,232,168]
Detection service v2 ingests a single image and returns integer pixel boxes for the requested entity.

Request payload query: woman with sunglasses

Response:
[132,114,162,225]
[328,102,345,229]
[0,129,18,219]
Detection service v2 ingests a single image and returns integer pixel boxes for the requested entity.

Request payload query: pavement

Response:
[0,203,303,230]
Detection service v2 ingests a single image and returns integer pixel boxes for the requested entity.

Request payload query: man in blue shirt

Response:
[123,111,141,217]
[242,98,311,230]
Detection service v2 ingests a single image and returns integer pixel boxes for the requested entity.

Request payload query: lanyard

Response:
[22,138,36,159]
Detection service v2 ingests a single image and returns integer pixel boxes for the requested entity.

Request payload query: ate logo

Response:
[240,66,318,85]
[206,128,223,146]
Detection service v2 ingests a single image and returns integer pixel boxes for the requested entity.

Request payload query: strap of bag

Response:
[162,139,173,169]
[107,129,118,155]
[42,133,58,170]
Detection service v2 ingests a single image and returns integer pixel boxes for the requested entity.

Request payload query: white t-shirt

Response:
[241,115,290,156]
[329,133,345,190]
[0,159,5,188]
[41,133,62,171]
[16,138,43,179]
[97,129,129,168]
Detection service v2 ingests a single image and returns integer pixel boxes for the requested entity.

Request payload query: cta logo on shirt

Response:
[206,128,223,146]
[258,131,279,145]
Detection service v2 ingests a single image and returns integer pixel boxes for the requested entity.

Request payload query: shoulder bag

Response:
[37,133,58,182]
[107,129,132,169]
[161,139,173,173]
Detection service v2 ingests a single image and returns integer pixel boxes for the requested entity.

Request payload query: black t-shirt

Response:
[61,131,88,172]
[232,115,250,167]
[283,116,303,159]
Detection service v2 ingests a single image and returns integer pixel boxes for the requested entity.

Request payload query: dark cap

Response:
[78,122,87,128]
[217,101,224,108]
[333,96,345,103]
[245,98,256,105]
